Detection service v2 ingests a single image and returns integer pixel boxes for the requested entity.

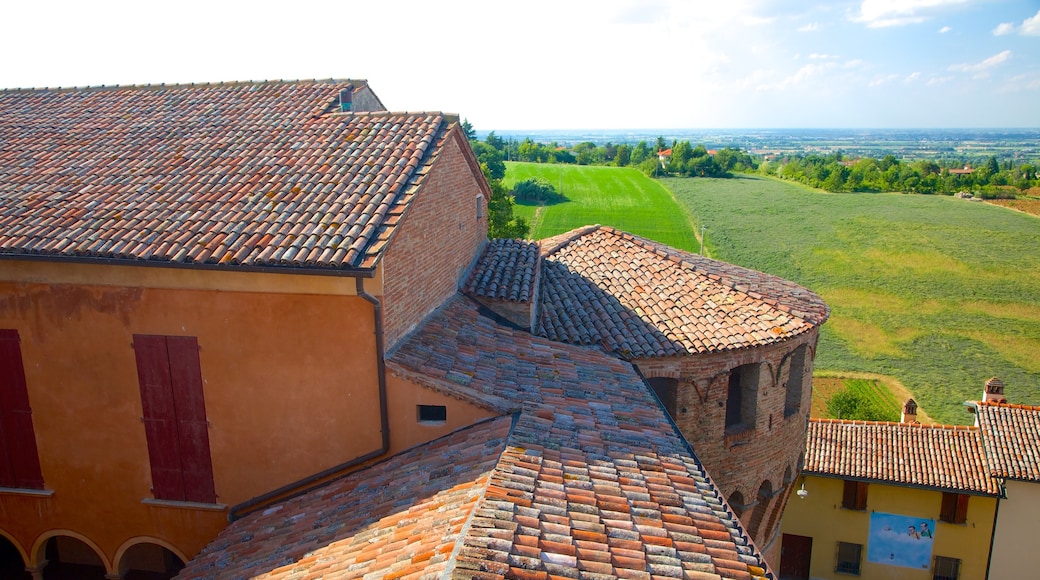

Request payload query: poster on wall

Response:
[866,512,936,569]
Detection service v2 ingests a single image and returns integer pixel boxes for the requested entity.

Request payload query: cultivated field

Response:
[504,162,699,252]
[503,164,1040,424]
[663,175,1040,424]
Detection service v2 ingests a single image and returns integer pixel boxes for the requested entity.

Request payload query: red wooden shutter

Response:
[166,336,216,504]
[134,335,186,501]
[0,330,44,489]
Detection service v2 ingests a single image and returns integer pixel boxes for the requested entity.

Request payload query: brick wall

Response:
[635,327,820,560]
[382,130,488,349]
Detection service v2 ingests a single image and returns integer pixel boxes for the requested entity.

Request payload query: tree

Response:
[512,178,566,205]
[827,388,896,421]
[461,118,476,141]
[470,141,505,181]
[486,178,529,239]
[614,144,631,167]
[485,131,505,151]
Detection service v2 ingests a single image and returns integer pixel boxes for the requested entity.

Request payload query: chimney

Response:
[983,377,1007,403]
[901,398,918,424]
[338,86,353,112]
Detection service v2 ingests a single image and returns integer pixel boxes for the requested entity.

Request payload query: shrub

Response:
[512,178,567,205]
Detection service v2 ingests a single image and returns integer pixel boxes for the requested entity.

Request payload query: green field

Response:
[504,162,699,252]
[662,175,1040,424]
[503,163,1040,424]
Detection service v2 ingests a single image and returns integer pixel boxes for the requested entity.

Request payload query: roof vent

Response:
[339,86,353,112]
[983,377,1007,403]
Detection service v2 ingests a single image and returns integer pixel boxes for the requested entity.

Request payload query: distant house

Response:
[0,78,831,579]
[658,147,673,166]
[949,166,974,176]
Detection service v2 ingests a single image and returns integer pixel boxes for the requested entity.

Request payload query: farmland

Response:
[503,162,699,252]
[504,163,1040,425]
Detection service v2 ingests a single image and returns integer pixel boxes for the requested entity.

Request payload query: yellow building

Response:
[970,388,1040,580]
[780,410,999,580]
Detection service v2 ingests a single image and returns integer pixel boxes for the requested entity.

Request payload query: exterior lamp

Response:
[796,482,808,499]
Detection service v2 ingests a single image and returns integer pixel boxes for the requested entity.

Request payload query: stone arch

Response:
[727,490,748,519]
[0,529,30,579]
[747,480,775,540]
[783,466,793,485]
[114,538,187,579]
[30,530,111,578]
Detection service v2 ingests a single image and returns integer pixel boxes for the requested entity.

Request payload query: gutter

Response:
[228,276,390,521]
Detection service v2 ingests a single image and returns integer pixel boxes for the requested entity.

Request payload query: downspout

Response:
[228,276,390,521]
[985,484,1001,580]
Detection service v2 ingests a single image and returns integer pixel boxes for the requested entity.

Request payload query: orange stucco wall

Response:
[0,262,385,570]
[385,373,498,455]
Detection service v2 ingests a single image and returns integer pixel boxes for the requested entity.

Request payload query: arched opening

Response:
[727,491,746,519]
[41,536,106,579]
[725,364,760,432]
[748,480,774,540]
[783,466,793,485]
[119,543,186,580]
[0,534,29,579]
[784,345,808,417]
[646,377,678,419]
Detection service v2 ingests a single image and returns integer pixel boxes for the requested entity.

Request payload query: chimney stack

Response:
[983,377,1007,403]
[901,398,918,424]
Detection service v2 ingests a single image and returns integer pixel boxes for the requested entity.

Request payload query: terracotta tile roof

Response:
[178,414,514,579]
[186,297,773,579]
[805,419,1000,495]
[537,226,829,358]
[0,80,458,271]
[392,296,771,579]
[973,402,1040,482]
[464,238,539,303]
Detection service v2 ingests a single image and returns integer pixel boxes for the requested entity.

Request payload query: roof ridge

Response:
[810,417,979,430]
[538,224,602,256]
[0,78,362,94]
[976,400,1040,412]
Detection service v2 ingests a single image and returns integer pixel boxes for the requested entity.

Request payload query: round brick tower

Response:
[530,226,830,563]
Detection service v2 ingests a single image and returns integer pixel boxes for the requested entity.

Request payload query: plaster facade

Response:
[781,475,996,580]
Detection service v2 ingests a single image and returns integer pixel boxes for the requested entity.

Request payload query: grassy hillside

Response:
[504,162,699,252]
[662,174,1040,424]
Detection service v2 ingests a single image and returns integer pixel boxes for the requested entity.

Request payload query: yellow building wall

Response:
[988,480,1040,579]
[781,475,996,580]
[0,261,390,571]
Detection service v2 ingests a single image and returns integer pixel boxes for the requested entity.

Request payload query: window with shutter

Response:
[0,330,44,490]
[134,335,216,504]
[940,492,969,524]
[842,480,868,510]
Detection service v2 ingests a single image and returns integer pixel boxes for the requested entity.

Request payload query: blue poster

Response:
[867,512,935,569]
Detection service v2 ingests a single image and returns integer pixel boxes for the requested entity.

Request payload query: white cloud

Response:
[1023,10,1040,35]
[905,72,922,83]
[938,26,951,33]
[869,74,900,86]
[927,75,954,86]
[809,53,838,60]
[993,22,1015,35]
[949,50,1012,74]
[851,0,969,28]
[798,22,819,32]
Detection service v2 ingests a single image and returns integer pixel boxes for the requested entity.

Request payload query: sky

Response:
[2,0,1039,129]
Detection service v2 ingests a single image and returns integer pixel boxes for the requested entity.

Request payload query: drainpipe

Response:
[228,276,390,521]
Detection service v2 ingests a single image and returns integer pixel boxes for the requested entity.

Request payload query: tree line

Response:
[763,153,1039,196]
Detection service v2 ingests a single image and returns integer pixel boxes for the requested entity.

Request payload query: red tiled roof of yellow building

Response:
[973,401,1040,482]
[535,226,829,358]
[805,418,1000,495]
[0,80,459,270]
